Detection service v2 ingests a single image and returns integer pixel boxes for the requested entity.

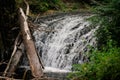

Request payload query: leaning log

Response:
[18,8,43,78]
[3,33,22,77]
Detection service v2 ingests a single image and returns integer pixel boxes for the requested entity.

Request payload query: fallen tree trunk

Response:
[3,33,23,77]
[18,8,43,78]
[4,44,23,77]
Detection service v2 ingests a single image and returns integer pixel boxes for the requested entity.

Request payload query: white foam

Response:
[44,67,71,73]
[33,14,97,70]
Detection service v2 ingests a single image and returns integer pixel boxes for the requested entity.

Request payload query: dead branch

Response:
[22,69,28,79]
[0,76,21,80]
[34,14,40,22]
[0,62,7,66]
[28,20,56,32]
[24,0,29,15]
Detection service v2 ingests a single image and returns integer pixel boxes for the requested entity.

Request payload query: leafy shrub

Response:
[29,0,64,13]
[68,1,120,80]
[68,47,120,80]
[16,0,64,13]
[89,0,120,49]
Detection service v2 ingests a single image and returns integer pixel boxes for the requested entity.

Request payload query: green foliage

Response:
[68,1,120,80]
[16,0,64,13]
[90,0,120,49]
[68,47,120,80]
[29,0,64,13]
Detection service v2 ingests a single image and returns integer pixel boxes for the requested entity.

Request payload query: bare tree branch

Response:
[24,0,29,15]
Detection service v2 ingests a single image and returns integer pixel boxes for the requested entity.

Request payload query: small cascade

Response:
[33,12,98,71]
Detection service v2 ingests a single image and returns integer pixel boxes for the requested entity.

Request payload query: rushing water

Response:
[18,12,98,80]
[32,12,97,72]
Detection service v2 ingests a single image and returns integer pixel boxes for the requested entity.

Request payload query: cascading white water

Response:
[33,13,97,71]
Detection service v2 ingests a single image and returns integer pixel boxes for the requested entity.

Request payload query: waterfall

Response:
[33,12,97,71]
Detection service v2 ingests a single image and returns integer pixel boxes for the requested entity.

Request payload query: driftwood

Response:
[3,33,23,77]
[18,8,43,78]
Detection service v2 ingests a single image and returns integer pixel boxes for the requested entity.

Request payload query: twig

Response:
[0,62,7,65]
[34,14,40,23]
[0,72,16,76]
[0,76,21,80]
[23,69,28,79]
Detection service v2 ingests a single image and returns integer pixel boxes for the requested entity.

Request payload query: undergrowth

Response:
[68,46,120,80]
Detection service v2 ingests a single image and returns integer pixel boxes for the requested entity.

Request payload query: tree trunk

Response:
[18,8,43,78]
[3,34,23,77]
[4,44,23,77]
